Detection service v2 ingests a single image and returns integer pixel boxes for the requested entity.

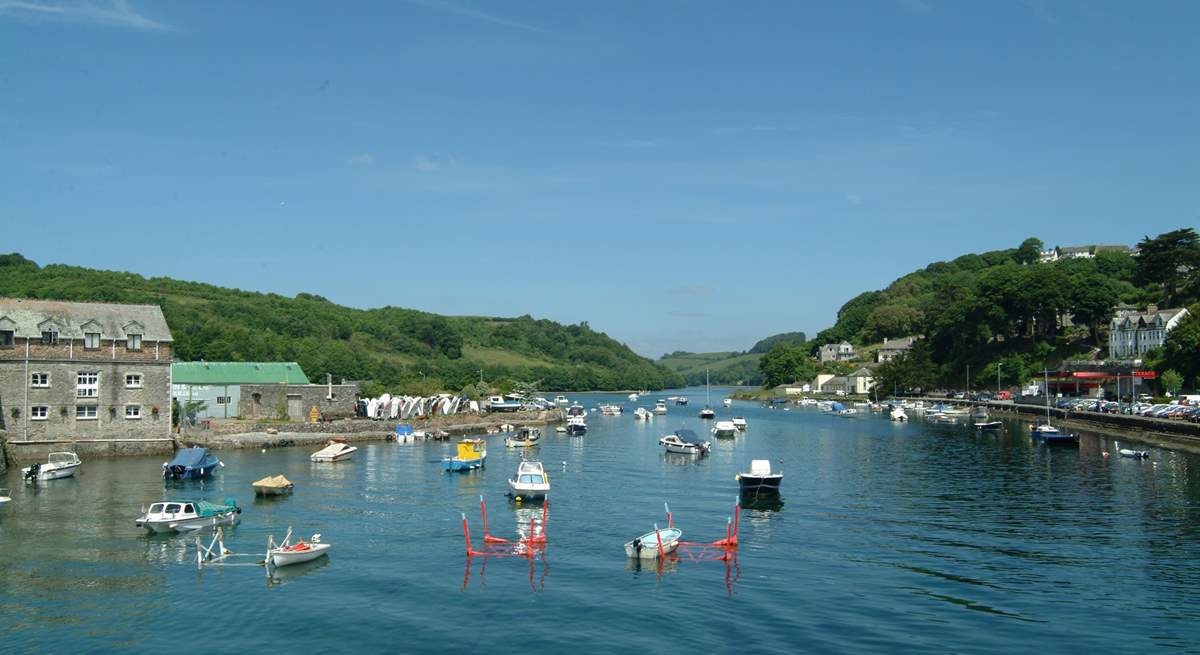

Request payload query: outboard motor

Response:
[25,462,41,481]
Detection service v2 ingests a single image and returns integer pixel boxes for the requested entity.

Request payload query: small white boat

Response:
[505,427,542,448]
[508,460,550,499]
[0,488,11,505]
[731,416,747,431]
[1114,442,1149,459]
[22,451,82,481]
[311,440,357,462]
[653,400,668,415]
[624,526,683,559]
[135,499,241,533]
[252,474,294,496]
[723,398,733,407]
[712,420,738,438]
[600,404,623,415]
[659,429,710,455]
[628,393,639,402]
[666,396,679,401]
[890,406,908,422]
[554,395,569,405]
[267,529,332,567]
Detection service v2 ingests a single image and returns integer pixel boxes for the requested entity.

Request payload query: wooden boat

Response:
[504,427,541,448]
[659,429,710,455]
[508,460,550,500]
[267,528,332,567]
[135,499,241,533]
[163,447,220,480]
[22,451,81,481]
[444,438,487,471]
[252,474,294,496]
[624,526,683,559]
[311,441,357,462]
[738,460,783,496]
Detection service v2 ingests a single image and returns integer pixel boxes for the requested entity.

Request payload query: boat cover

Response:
[253,474,292,488]
[831,402,845,412]
[675,429,701,444]
[168,448,216,470]
[395,424,414,436]
[195,499,239,517]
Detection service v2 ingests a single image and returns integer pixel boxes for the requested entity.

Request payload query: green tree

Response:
[1161,369,1183,395]
[1159,306,1200,388]
[1015,237,1044,265]
[1069,275,1117,345]
[759,343,817,388]
[1134,228,1200,307]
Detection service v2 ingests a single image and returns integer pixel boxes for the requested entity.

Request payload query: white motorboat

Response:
[737,459,783,496]
[600,404,623,415]
[311,440,357,462]
[723,398,733,407]
[508,460,550,500]
[135,499,242,533]
[22,451,81,482]
[628,393,639,402]
[659,429,710,455]
[712,420,738,438]
[666,396,679,402]
[633,407,653,421]
[731,416,747,431]
[554,395,569,405]
[890,406,908,422]
[267,529,332,567]
[653,400,668,415]
[1114,442,1149,459]
[505,427,542,448]
[624,526,683,560]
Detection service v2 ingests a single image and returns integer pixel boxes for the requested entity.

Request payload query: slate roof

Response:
[0,297,172,341]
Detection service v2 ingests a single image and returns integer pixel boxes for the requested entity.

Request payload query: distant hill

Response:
[657,351,763,386]
[749,331,807,353]
[0,255,682,394]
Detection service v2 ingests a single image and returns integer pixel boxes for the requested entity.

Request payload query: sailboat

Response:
[698,369,715,419]
[1032,369,1077,443]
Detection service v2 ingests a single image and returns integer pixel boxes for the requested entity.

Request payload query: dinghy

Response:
[22,451,81,482]
[624,526,683,560]
[311,440,357,462]
[252,474,294,496]
[267,529,332,567]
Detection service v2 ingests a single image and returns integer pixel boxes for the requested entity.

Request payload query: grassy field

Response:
[658,351,763,385]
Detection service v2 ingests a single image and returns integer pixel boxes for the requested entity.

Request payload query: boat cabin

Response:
[515,461,546,485]
[455,439,486,461]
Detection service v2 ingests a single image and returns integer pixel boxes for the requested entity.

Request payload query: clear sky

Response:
[2,1,1196,357]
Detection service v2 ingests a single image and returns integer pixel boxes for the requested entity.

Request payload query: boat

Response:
[699,406,715,419]
[0,488,11,505]
[737,459,783,496]
[633,407,652,421]
[486,395,523,412]
[971,406,989,421]
[698,369,715,419]
[443,438,487,472]
[252,474,294,496]
[310,440,358,462]
[566,403,587,418]
[566,416,587,435]
[653,400,668,415]
[508,460,550,500]
[974,421,1003,431]
[163,447,221,480]
[624,526,683,560]
[666,396,679,402]
[628,393,639,402]
[554,395,569,405]
[1114,442,1150,459]
[504,427,541,448]
[22,451,82,481]
[1031,370,1076,443]
[135,498,241,533]
[712,420,738,438]
[675,396,689,406]
[723,398,733,407]
[659,429,710,455]
[267,529,332,567]
[600,404,623,415]
[890,406,908,422]
[731,416,747,431]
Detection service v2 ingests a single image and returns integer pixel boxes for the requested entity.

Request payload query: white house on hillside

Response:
[1109,305,1189,358]
[819,341,855,363]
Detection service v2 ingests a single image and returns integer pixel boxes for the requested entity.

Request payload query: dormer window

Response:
[0,330,12,348]
[127,333,142,351]
[41,330,59,345]
[84,332,101,350]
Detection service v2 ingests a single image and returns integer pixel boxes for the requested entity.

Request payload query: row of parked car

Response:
[1053,397,1200,422]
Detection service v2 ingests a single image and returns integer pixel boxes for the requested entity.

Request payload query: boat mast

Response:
[706,368,710,406]
[1044,368,1051,425]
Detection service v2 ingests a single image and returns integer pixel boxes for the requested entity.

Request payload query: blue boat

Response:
[394,423,414,441]
[163,447,221,481]
[443,439,487,472]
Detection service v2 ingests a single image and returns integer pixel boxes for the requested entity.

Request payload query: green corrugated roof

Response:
[171,362,310,385]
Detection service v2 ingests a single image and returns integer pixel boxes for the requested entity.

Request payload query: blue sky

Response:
[1,1,1196,357]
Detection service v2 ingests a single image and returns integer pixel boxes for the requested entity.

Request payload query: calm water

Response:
[3,388,1200,653]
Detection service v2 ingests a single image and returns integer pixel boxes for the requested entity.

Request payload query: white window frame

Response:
[127,333,142,351]
[77,372,99,398]
[75,405,98,420]
[41,330,59,345]
[125,404,142,420]
[125,373,143,389]
[30,372,50,388]
[30,405,49,420]
[84,332,101,350]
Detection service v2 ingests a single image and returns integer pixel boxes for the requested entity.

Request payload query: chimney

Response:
[1147,304,1158,313]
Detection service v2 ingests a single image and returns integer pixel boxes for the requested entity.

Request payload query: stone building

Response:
[819,341,856,363]
[876,335,920,363]
[171,361,310,419]
[239,381,359,421]
[0,298,173,443]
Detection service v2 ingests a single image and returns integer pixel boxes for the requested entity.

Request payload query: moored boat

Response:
[22,451,82,482]
[698,406,716,419]
[600,404,623,415]
[504,427,542,448]
[310,440,358,462]
[0,488,11,505]
[974,420,1003,431]
[737,459,783,496]
[554,395,569,405]
[890,406,908,422]
[731,416,747,431]
[267,529,332,567]
[723,398,733,407]
[659,429,710,455]
[443,438,487,471]
[566,416,587,435]
[653,400,668,415]
[712,420,738,438]
[508,460,550,500]
[135,498,241,533]
[624,526,683,559]
[252,474,294,496]
[163,447,221,481]
[675,396,689,406]
[628,393,639,402]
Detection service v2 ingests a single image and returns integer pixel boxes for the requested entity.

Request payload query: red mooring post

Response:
[481,495,507,544]
[537,499,549,544]
[732,499,740,546]
[665,502,673,529]
[654,523,665,560]
[722,518,732,560]
[462,513,474,556]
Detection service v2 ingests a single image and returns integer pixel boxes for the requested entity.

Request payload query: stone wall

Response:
[238,383,359,421]
[5,438,174,463]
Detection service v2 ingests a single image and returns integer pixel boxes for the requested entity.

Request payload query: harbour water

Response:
[3,388,1200,652]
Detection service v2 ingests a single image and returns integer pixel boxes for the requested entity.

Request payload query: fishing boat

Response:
[310,440,357,462]
[712,420,738,438]
[737,459,783,496]
[504,427,541,448]
[252,474,294,496]
[444,438,487,472]
[659,429,710,455]
[135,498,241,533]
[731,416,747,431]
[624,526,683,560]
[22,451,82,481]
[267,529,332,567]
[675,396,689,406]
[653,400,668,415]
[163,447,221,481]
[890,406,908,422]
[975,420,1003,431]
[508,460,550,500]
[566,416,587,435]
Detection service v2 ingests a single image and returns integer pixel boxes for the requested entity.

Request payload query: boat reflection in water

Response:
[740,495,784,512]
[268,555,331,587]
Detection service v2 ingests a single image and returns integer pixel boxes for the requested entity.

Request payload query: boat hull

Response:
[23,463,80,481]
[566,425,587,436]
[270,543,332,567]
[713,429,737,438]
[444,455,486,472]
[662,442,705,455]
[507,483,549,500]
[738,474,783,495]
[136,511,239,533]
[164,465,217,481]
[254,485,293,496]
[624,528,683,559]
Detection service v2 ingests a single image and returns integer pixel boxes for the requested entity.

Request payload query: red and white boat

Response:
[267,529,332,567]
